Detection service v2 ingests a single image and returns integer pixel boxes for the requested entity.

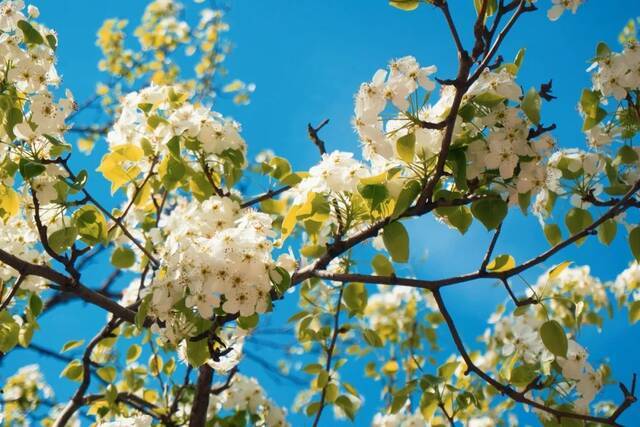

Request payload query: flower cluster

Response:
[354,55,438,166]
[556,341,604,414]
[0,0,76,157]
[364,286,423,342]
[590,40,640,101]
[99,415,152,427]
[210,374,289,427]
[101,84,245,192]
[291,150,369,205]
[372,409,425,427]
[0,214,47,292]
[1,364,53,423]
[612,262,640,306]
[107,84,244,154]
[546,0,584,21]
[147,196,276,341]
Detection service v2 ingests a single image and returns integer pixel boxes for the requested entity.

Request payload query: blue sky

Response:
[2,0,640,425]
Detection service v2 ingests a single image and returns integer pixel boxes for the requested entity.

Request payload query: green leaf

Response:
[629,227,640,261]
[61,339,85,353]
[448,150,468,191]
[73,205,108,246]
[4,108,23,140]
[166,135,181,158]
[514,48,526,71]
[471,198,507,230]
[110,246,136,269]
[544,223,562,246]
[60,359,84,382]
[0,311,20,353]
[391,180,421,219]
[363,329,384,347]
[438,361,459,379]
[565,207,593,245]
[521,87,541,124]
[629,300,640,324]
[303,363,324,374]
[596,41,611,58]
[359,183,389,212]
[316,370,329,388]
[486,254,515,272]
[97,366,117,383]
[396,132,416,162]
[389,0,419,11]
[580,89,607,130]
[269,267,291,295]
[540,320,568,358]
[29,293,43,317]
[335,395,356,420]
[70,170,88,190]
[126,344,142,362]
[618,145,639,164]
[238,313,259,329]
[267,156,292,180]
[343,282,368,315]
[186,338,209,367]
[371,254,394,276]
[134,297,150,330]
[17,20,45,45]
[46,34,57,50]
[18,158,46,179]
[383,221,410,263]
[597,219,617,246]
[48,226,78,254]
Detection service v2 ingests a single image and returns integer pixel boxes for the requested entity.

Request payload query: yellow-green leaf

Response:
[486,254,515,272]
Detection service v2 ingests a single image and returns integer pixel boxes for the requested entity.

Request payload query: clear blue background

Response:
[2,0,640,425]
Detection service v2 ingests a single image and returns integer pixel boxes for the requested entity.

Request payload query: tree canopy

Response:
[0,0,639,426]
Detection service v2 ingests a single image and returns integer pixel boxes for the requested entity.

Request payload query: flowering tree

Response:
[0,0,639,425]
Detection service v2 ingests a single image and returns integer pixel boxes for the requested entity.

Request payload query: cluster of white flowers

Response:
[491,309,554,365]
[556,341,603,414]
[354,56,438,166]
[545,0,584,21]
[291,150,370,205]
[371,409,425,427]
[210,374,289,427]
[2,364,53,401]
[590,40,640,101]
[107,84,245,168]
[135,0,189,52]
[0,1,76,156]
[1,364,53,422]
[581,40,640,152]
[147,196,277,341]
[0,215,47,292]
[532,149,609,221]
[364,286,423,336]
[612,262,640,304]
[99,415,152,427]
[535,265,609,311]
[487,280,604,414]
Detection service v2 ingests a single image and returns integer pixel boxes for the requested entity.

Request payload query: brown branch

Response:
[307,119,330,155]
[189,364,214,427]
[479,222,502,272]
[240,185,290,209]
[0,274,25,312]
[59,161,160,268]
[210,367,237,395]
[311,283,345,427]
[53,318,121,427]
